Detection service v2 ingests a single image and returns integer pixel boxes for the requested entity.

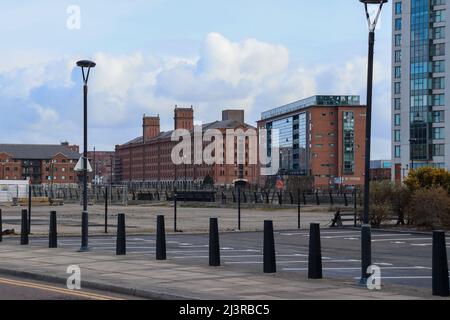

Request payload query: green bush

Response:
[369,181,394,227]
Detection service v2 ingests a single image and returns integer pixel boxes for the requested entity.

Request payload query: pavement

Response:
[1,228,449,300]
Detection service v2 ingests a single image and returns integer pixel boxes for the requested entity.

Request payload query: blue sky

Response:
[0,0,392,159]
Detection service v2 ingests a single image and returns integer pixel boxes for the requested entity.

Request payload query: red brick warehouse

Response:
[115,106,260,188]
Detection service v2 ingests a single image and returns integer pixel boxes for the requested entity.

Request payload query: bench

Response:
[331,209,358,227]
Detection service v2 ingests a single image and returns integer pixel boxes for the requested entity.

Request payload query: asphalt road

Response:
[2,228,450,290]
[0,275,139,300]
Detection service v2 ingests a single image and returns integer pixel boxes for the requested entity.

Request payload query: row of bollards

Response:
[7,209,449,297]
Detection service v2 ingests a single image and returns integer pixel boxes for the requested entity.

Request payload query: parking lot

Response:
[2,228,449,289]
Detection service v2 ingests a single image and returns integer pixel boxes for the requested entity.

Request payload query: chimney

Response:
[174,106,194,131]
[143,114,160,142]
[222,109,245,123]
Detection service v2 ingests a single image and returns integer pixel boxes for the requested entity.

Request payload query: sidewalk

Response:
[0,242,441,300]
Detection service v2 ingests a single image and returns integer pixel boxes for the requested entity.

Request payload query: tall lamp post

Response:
[76,60,96,252]
[359,0,387,284]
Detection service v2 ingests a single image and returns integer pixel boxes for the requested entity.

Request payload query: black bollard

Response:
[360,224,372,284]
[263,220,276,273]
[209,218,220,267]
[432,231,449,297]
[20,209,28,245]
[49,211,57,248]
[308,223,322,279]
[156,215,166,260]
[316,191,320,206]
[0,209,2,242]
[116,213,126,255]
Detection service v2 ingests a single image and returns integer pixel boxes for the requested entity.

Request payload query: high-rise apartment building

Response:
[392,0,449,181]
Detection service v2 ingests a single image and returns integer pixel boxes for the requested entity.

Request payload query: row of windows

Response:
[394,144,445,158]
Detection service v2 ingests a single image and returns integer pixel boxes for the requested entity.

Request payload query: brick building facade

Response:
[115,107,259,187]
[87,150,115,185]
[0,142,81,185]
[257,96,367,189]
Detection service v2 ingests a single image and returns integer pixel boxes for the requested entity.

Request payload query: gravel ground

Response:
[0,202,335,236]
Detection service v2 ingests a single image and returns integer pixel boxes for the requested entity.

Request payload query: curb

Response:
[0,267,198,300]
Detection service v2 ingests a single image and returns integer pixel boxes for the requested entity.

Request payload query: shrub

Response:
[369,181,394,227]
[390,183,412,223]
[408,187,450,229]
[404,167,450,193]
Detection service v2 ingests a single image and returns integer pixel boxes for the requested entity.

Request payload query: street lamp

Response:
[359,0,387,284]
[76,59,96,252]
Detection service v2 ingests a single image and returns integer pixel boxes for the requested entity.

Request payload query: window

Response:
[394,98,401,110]
[433,127,444,140]
[394,82,401,94]
[432,144,445,156]
[432,10,446,23]
[433,27,445,39]
[395,50,402,62]
[394,130,401,142]
[394,114,401,126]
[395,34,402,46]
[343,112,355,175]
[395,146,401,158]
[432,43,445,56]
[394,66,401,78]
[433,60,445,73]
[395,2,402,15]
[432,77,445,89]
[432,0,446,5]
[433,94,445,106]
[395,18,402,30]
[432,111,444,123]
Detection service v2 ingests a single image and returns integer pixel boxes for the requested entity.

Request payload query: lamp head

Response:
[76,60,96,68]
[359,0,388,3]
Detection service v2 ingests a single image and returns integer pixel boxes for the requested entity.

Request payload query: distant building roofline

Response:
[261,95,362,120]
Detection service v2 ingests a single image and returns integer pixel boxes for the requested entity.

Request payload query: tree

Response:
[404,167,450,193]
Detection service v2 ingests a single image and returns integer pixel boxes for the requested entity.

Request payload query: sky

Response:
[0,0,392,159]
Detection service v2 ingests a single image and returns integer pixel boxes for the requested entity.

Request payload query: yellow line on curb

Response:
[0,277,123,300]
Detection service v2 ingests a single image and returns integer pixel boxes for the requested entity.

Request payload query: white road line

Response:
[173,253,307,259]
[353,276,434,280]
[372,238,431,242]
[324,234,413,239]
[225,259,362,265]
[410,244,431,247]
[283,266,431,271]
[280,231,361,236]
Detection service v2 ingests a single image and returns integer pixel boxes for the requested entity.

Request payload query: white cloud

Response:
[0,32,391,159]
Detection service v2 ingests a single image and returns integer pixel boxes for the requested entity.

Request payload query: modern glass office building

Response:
[392,0,449,181]
[258,95,367,188]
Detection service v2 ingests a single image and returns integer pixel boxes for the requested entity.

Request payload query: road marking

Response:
[371,238,430,242]
[225,259,362,265]
[324,234,412,239]
[173,253,307,259]
[280,231,361,236]
[283,266,431,271]
[410,244,431,247]
[0,277,122,300]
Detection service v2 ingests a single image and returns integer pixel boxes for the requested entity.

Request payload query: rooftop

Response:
[261,95,361,120]
[0,144,80,160]
[120,119,255,146]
